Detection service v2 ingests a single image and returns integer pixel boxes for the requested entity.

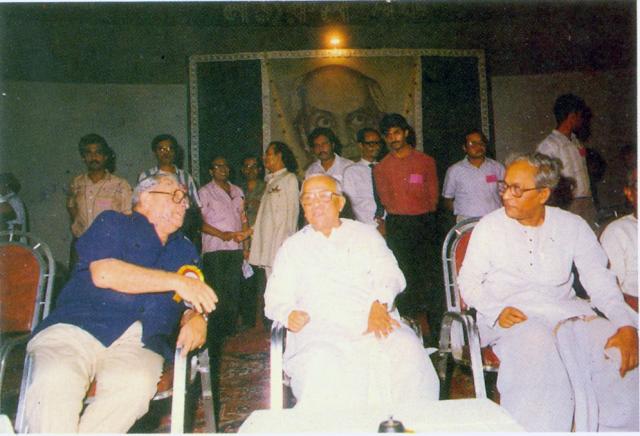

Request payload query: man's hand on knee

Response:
[364,300,400,339]
[497,306,528,328]
[287,310,310,333]
[605,325,639,377]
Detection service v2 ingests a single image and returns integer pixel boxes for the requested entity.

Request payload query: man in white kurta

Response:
[265,175,439,410]
[458,152,638,432]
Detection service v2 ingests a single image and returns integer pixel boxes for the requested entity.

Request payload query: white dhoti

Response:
[486,316,638,432]
[285,321,439,409]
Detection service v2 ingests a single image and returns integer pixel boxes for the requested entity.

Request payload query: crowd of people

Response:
[10,92,638,433]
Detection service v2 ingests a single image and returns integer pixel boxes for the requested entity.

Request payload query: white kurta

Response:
[248,169,299,274]
[458,206,638,431]
[265,219,439,409]
[600,214,638,297]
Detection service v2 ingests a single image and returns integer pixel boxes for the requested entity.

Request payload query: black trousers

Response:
[239,263,266,328]
[385,213,442,334]
[202,250,244,339]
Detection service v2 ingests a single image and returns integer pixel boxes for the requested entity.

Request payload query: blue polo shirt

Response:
[35,211,199,360]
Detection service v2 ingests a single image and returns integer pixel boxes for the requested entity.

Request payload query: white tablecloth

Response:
[239,398,524,433]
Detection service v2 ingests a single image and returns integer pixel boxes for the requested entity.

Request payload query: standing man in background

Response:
[537,94,596,227]
[342,127,385,228]
[139,134,202,241]
[373,113,440,342]
[304,127,353,185]
[442,129,504,222]
[67,134,132,265]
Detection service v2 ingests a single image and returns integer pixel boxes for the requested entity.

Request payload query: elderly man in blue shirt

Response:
[23,174,218,433]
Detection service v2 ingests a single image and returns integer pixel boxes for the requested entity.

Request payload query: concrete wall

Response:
[1,67,635,264]
[0,82,188,263]
[492,68,635,209]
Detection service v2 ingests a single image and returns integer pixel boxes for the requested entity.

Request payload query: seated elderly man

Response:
[24,174,218,433]
[458,152,638,432]
[265,174,439,409]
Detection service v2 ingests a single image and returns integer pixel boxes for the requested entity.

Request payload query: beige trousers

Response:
[25,322,163,433]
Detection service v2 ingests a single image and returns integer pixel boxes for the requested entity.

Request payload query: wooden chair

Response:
[436,218,500,400]
[0,231,54,411]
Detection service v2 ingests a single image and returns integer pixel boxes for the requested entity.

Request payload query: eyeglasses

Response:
[211,163,229,170]
[156,145,174,153]
[466,141,486,147]
[300,190,339,206]
[497,181,541,198]
[242,163,258,169]
[148,190,190,206]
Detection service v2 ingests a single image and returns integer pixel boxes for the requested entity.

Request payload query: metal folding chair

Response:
[0,231,55,412]
[436,218,499,400]
[269,321,288,410]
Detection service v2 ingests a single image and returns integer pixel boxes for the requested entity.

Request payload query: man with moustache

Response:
[67,134,132,239]
[373,114,439,338]
[265,174,439,409]
[458,152,638,432]
[342,127,385,227]
[303,127,353,185]
[24,174,218,433]
[442,129,504,222]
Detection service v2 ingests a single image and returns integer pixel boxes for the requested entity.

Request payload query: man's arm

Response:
[90,258,217,314]
[364,300,400,338]
[443,198,454,212]
[176,309,208,357]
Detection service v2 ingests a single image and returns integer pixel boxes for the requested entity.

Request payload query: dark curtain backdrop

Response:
[421,56,492,186]
[194,60,263,186]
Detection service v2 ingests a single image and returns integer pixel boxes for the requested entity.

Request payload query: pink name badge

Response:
[96,199,112,209]
[408,173,423,184]
[579,147,587,157]
[485,174,497,183]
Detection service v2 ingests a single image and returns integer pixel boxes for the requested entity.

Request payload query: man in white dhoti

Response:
[265,174,439,409]
[458,152,638,432]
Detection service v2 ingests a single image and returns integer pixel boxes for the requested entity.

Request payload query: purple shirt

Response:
[199,181,246,253]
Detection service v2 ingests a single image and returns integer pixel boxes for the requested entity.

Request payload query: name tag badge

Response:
[579,147,587,157]
[96,198,113,209]
[485,174,497,183]
[408,174,423,184]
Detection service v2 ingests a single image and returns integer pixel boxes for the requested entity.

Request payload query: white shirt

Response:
[458,206,637,339]
[600,214,638,297]
[442,157,505,218]
[248,169,299,269]
[304,154,353,185]
[537,130,591,198]
[342,159,377,225]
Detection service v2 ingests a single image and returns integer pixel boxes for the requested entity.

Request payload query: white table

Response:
[239,398,524,433]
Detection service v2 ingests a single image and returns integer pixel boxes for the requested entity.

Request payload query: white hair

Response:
[132,174,179,206]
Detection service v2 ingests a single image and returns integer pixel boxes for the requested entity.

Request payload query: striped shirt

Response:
[138,165,202,208]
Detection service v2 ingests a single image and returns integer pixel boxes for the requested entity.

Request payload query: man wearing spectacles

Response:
[342,128,386,230]
[265,174,439,409]
[442,129,504,222]
[138,134,203,240]
[24,174,218,433]
[458,152,638,432]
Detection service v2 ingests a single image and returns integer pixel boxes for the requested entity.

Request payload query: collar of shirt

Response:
[265,167,288,183]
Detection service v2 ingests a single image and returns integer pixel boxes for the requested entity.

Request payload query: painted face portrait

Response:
[295,65,385,161]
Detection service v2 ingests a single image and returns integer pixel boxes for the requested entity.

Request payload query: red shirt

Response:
[373,148,439,215]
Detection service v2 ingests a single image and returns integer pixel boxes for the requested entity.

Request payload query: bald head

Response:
[300,175,345,236]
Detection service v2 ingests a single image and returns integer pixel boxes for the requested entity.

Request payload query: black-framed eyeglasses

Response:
[300,190,340,206]
[211,163,229,170]
[148,190,190,206]
[497,181,541,198]
[466,140,486,147]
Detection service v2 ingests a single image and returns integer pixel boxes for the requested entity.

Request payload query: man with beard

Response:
[67,134,132,255]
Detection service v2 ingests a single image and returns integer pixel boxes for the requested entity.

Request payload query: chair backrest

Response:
[0,231,55,334]
[441,218,479,313]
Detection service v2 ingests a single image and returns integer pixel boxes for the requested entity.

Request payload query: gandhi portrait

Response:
[294,65,386,161]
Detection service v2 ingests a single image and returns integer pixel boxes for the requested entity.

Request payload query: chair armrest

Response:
[270,321,286,410]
